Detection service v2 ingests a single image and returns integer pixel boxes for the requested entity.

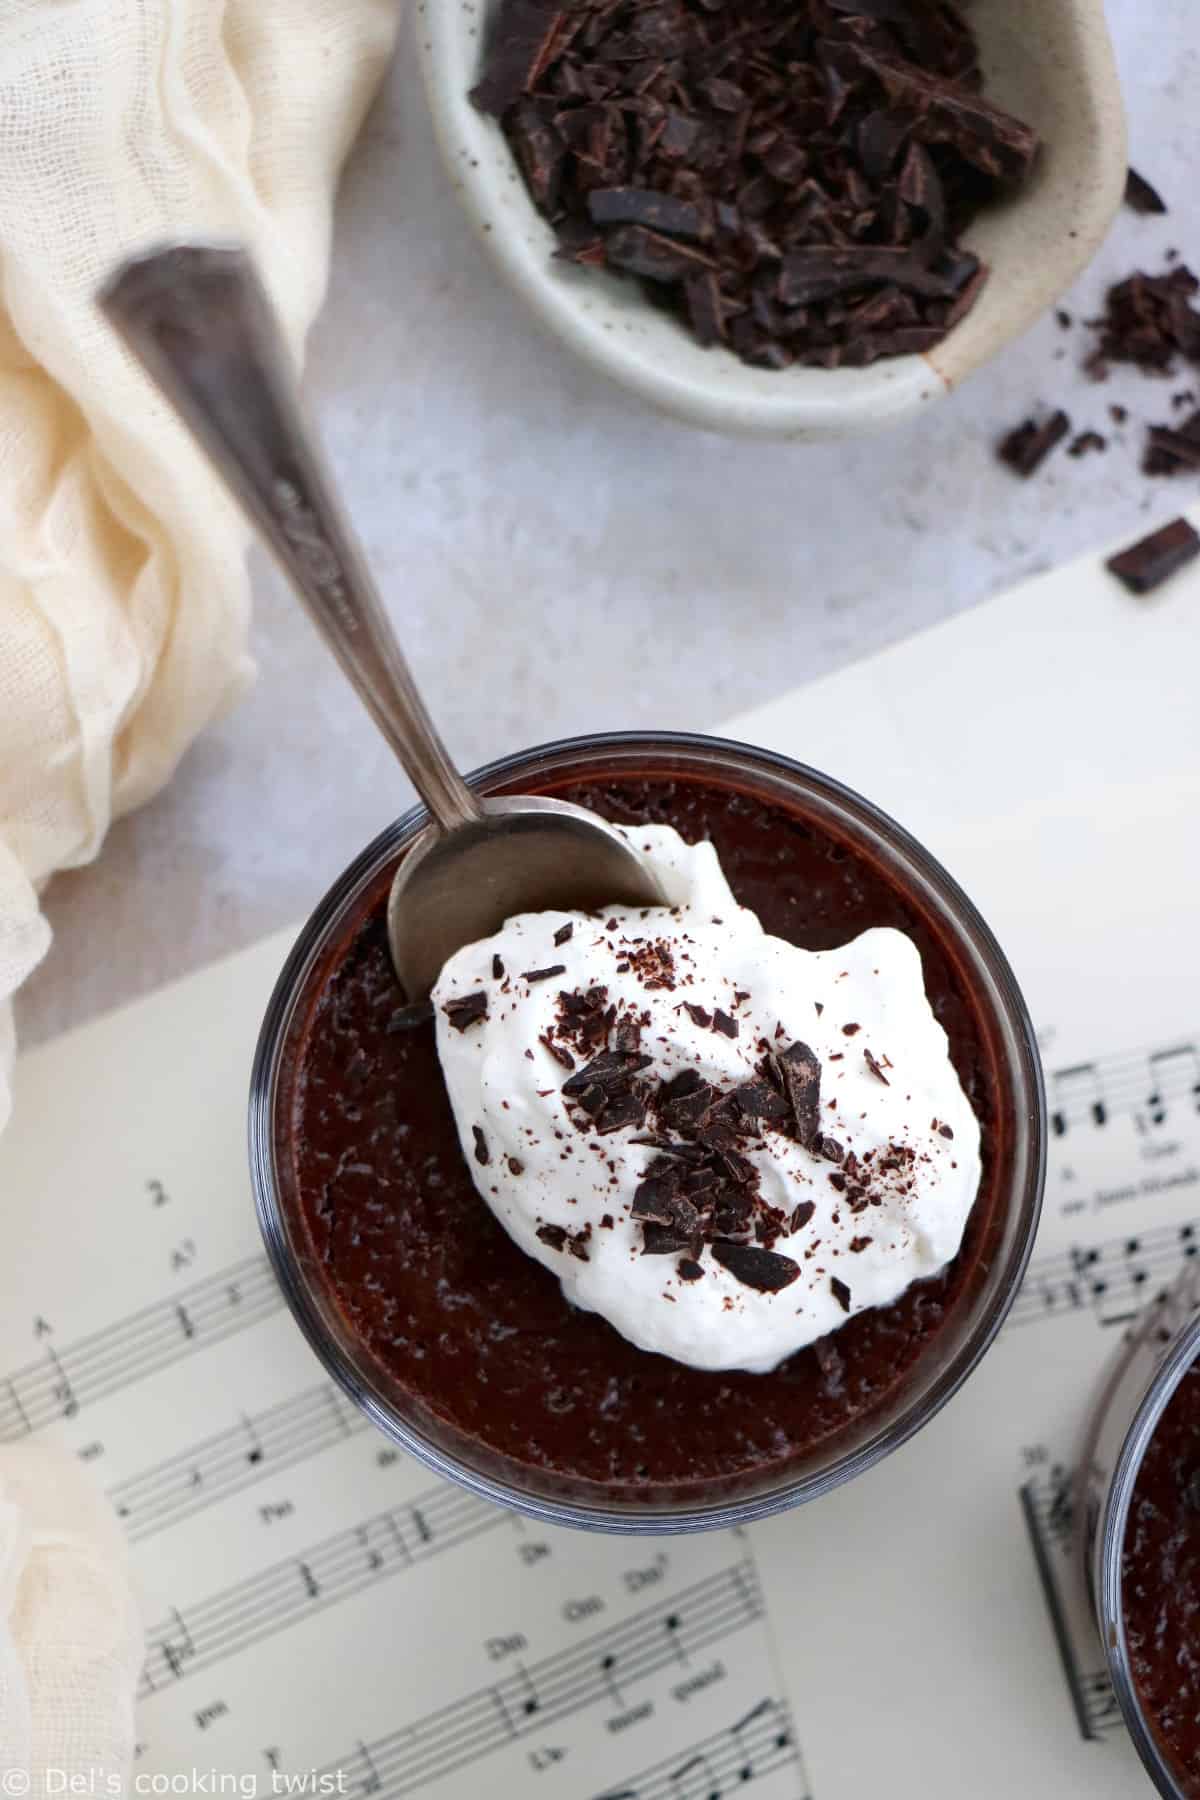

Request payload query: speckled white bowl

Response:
[418,0,1126,440]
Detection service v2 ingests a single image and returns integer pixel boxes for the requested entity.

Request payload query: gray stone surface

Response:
[17,0,1194,1047]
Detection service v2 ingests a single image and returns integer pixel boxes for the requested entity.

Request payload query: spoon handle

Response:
[99,243,481,835]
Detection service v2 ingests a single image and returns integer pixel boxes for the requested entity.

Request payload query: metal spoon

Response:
[99,244,664,1000]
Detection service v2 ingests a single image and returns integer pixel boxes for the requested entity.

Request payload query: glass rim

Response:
[249,727,1047,1534]
[1095,1311,1200,1800]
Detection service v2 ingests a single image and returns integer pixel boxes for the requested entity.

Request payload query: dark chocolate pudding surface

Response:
[283,773,1005,1497]
[1124,1359,1200,1795]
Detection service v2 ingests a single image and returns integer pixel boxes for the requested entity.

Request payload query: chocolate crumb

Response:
[938,1123,955,1140]
[553,922,575,947]
[1106,517,1200,595]
[507,1156,525,1177]
[831,1276,853,1313]
[842,1022,861,1037]
[536,1224,567,1253]
[600,1213,614,1229]
[492,954,505,980]
[523,964,568,984]
[1125,167,1168,216]
[443,991,489,1032]
[1068,429,1107,458]
[472,1125,490,1166]
[1110,404,1129,426]
[849,1236,874,1254]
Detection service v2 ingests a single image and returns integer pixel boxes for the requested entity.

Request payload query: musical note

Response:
[352,1741,382,1797]
[595,1694,800,1800]
[175,1304,195,1341]
[1146,1044,1200,1128]
[601,1651,623,1709]
[138,1487,509,1699]
[297,1566,769,1800]
[0,1254,282,1442]
[1045,1036,1200,1137]
[514,1662,540,1718]
[1013,1217,1200,1330]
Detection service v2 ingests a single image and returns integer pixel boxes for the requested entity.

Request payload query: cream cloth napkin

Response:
[0,0,397,1787]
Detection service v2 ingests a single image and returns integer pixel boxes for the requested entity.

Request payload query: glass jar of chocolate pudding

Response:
[1083,1263,1200,1799]
[250,732,1045,1531]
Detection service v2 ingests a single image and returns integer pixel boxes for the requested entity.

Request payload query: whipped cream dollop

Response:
[432,826,981,1375]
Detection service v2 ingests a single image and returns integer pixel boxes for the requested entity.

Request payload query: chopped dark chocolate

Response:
[1068,429,1107,459]
[773,1040,822,1146]
[472,0,1039,371]
[788,1200,816,1233]
[1144,409,1200,476]
[831,1275,853,1313]
[442,991,489,1032]
[1086,266,1200,379]
[712,1008,739,1039]
[539,1033,576,1071]
[522,964,568,984]
[864,1048,891,1085]
[492,954,505,980]
[507,1155,525,1177]
[711,1242,801,1294]
[385,999,435,1033]
[677,1258,705,1282]
[849,1235,874,1253]
[472,1125,490,1166]
[553,922,575,947]
[683,1002,712,1029]
[1105,517,1200,596]
[997,409,1071,478]
[536,1223,568,1253]
[1125,167,1168,217]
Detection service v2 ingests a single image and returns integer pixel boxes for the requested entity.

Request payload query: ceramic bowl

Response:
[418,0,1127,440]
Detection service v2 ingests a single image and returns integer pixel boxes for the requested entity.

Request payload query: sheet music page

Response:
[733,507,1200,1798]
[1,506,1197,1799]
[0,940,803,1799]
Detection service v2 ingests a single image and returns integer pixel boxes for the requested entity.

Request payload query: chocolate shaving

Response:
[553,922,575,947]
[385,999,435,1033]
[1106,517,1200,596]
[831,1275,853,1313]
[539,1033,576,1071]
[492,954,505,980]
[1144,409,1200,477]
[472,1125,490,1166]
[997,409,1071,477]
[864,1048,891,1084]
[522,964,567,984]
[712,1242,801,1294]
[442,991,488,1032]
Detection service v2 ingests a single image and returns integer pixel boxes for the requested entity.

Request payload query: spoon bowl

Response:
[387,794,664,1000]
[99,244,664,998]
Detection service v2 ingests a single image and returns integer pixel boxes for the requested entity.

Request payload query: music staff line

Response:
[595,1696,803,1800]
[110,1380,367,1542]
[0,1254,281,1443]
[320,1562,764,1800]
[1018,1469,1119,1742]
[1049,1037,1199,1138]
[1012,1216,1200,1330]
[139,1480,506,1698]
